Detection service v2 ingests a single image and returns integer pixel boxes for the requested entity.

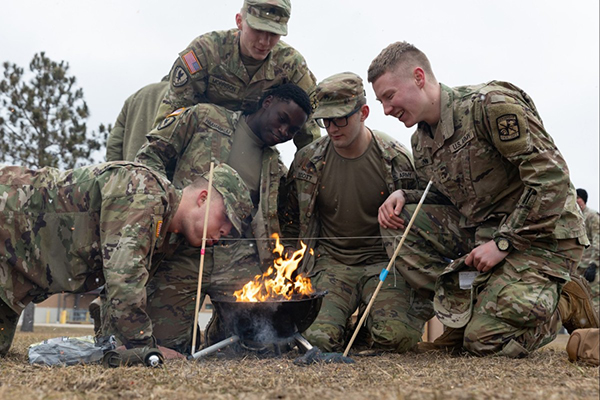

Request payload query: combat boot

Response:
[88,297,102,338]
[416,327,464,353]
[558,275,599,333]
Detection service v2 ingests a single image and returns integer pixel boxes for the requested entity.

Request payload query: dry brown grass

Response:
[1,326,598,400]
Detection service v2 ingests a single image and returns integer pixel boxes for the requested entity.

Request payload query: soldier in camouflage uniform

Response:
[106,77,169,162]
[0,162,251,358]
[155,0,319,150]
[280,72,430,353]
[368,41,599,357]
[576,188,599,310]
[131,84,312,353]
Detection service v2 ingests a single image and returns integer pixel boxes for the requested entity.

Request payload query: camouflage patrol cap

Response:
[244,0,291,36]
[433,258,482,329]
[204,164,252,235]
[312,72,366,119]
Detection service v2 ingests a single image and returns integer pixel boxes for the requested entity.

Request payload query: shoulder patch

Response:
[488,102,530,156]
[172,66,189,87]
[496,114,520,142]
[157,116,176,131]
[205,118,233,136]
[182,50,202,74]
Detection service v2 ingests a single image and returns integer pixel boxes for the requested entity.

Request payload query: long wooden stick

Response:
[191,162,215,354]
[343,180,433,357]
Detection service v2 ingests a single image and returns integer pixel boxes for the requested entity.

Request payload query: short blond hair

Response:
[367,41,436,83]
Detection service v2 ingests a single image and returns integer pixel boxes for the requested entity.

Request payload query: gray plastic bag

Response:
[28,335,114,366]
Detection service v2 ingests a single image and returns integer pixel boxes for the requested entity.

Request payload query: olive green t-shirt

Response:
[316,135,390,265]
[240,52,266,80]
[227,116,264,206]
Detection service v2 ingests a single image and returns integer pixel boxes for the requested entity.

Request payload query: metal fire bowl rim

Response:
[211,290,328,304]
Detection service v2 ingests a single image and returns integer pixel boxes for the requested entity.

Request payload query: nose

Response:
[383,102,394,116]
[326,123,339,134]
[220,223,232,237]
[258,31,272,46]
[278,123,290,136]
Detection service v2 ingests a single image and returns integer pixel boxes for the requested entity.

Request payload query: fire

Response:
[233,233,314,302]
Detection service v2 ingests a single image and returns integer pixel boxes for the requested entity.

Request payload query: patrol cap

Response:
[243,0,291,36]
[312,72,367,119]
[433,258,482,329]
[203,164,252,235]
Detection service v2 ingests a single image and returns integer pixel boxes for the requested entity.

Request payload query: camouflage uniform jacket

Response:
[136,104,285,265]
[157,28,319,148]
[405,81,587,266]
[106,81,169,162]
[281,130,418,274]
[580,206,600,268]
[0,162,181,348]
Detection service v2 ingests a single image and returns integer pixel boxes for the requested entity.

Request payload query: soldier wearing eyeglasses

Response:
[280,72,431,353]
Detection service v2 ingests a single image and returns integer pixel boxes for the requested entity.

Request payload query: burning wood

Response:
[233,233,314,302]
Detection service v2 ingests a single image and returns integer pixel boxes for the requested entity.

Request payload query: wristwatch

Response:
[494,237,512,252]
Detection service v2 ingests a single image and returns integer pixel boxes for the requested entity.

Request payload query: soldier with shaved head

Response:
[368,41,598,357]
[0,162,251,360]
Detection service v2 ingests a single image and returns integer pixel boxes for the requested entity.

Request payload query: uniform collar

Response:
[231,29,276,83]
[417,83,456,151]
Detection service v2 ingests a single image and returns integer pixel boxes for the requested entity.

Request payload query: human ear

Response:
[235,13,243,30]
[197,189,208,208]
[360,104,370,121]
[414,68,426,89]
[262,95,274,110]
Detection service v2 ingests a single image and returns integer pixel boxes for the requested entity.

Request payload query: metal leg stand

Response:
[293,332,313,352]
[189,335,240,360]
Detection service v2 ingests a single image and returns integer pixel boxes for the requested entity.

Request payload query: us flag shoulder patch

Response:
[182,50,202,74]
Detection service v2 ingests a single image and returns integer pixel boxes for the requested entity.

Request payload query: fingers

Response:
[465,252,473,268]
[158,346,185,360]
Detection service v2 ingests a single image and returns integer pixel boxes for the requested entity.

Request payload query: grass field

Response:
[0,326,598,400]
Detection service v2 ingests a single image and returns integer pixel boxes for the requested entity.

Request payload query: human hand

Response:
[378,190,406,230]
[113,345,184,360]
[158,345,185,360]
[465,240,509,273]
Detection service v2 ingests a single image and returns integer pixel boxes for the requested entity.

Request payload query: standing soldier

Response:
[280,73,429,353]
[155,0,319,149]
[133,84,312,352]
[369,41,598,357]
[0,162,251,360]
[106,77,169,162]
[576,188,599,310]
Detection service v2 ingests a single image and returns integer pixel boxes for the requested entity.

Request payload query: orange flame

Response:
[233,233,314,302]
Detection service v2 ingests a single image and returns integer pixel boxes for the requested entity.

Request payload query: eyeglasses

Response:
[315,107,361,129]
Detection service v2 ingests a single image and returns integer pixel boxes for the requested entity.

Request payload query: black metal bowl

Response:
[211,291,326,343]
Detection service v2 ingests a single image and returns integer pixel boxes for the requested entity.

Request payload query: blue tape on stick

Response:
[379,269,389,282]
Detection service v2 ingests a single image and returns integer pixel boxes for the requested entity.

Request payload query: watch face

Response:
[497,239,510,251]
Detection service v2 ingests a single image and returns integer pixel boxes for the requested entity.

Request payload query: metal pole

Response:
[189,335,240,360]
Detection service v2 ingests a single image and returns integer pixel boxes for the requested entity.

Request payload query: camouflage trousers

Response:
[303,248,434,353]
[144,239,263,354]
[383,204,583,358]
[0,297,20,356]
